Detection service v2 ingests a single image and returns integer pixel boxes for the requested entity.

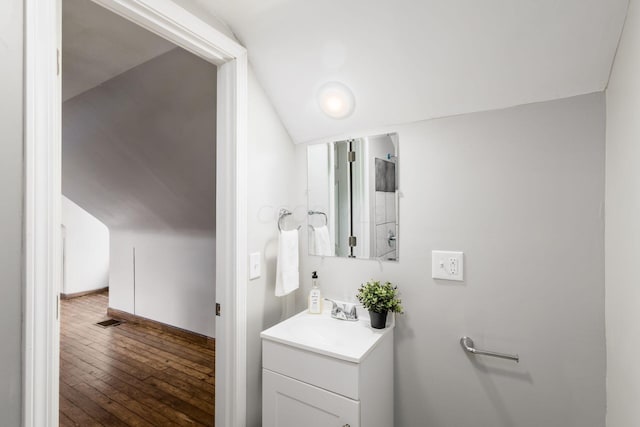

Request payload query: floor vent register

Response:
[96,319,123,328]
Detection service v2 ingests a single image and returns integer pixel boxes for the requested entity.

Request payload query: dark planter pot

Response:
[369,310,388,329]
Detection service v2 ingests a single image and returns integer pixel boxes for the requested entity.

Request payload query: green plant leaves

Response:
[356,280,404,314]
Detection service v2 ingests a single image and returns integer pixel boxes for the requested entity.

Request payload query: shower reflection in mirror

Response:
[307,132,398,261]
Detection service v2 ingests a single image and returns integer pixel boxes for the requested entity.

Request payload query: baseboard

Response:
[106,307,215,350]
[60,286,109,300]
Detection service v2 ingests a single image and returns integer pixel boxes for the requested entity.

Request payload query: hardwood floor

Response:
[60,292,215,426]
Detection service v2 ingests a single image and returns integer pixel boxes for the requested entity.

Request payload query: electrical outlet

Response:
[448,257,458,275]
[432,251,464,281]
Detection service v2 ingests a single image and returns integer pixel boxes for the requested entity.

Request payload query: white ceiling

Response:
[63,48,217,232]
[194,0,628,143]
[62,0,175,101]
[62,1,217,232]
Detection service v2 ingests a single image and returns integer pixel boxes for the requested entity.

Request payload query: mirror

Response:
[307,133,398,261]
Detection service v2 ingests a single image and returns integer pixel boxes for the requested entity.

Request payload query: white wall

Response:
[0,0,23,424]
[109,230,216,337]
[295,93,606,427]
[605,0,640,424]
[245,68,298,426]
[62,196,110,295]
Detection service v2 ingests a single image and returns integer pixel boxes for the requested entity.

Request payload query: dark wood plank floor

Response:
[60,292,215,426]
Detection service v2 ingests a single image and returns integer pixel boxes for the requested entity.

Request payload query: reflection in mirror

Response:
[307,133,398,261]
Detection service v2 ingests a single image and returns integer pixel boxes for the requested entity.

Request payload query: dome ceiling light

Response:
[317,81,355,119]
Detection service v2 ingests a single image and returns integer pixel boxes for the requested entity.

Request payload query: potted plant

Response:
[356,280,403,329]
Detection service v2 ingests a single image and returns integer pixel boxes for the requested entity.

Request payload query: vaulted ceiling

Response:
[62,0,175,101]
[62,0,218,233]
[62,46,217,232]
[194,0,629,143]
[62,48,217,232]
[61,0,629,230]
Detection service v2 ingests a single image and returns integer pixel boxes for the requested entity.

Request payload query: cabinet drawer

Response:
[263,369,360,427]
[263,340,360,399]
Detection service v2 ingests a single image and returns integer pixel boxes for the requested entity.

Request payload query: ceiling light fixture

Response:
[318,81,355,119]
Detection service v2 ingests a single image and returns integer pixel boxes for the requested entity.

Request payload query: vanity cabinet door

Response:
[263,369,360,427]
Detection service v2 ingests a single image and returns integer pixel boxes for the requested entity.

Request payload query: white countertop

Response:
[260,306,394,363]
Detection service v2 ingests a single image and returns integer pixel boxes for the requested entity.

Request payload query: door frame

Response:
[23,1,248,426]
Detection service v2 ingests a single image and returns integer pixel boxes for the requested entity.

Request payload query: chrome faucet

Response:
[324,299,358,321]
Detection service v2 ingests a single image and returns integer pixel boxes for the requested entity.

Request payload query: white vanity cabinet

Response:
[261,309,394,427]
[263,369,360,427]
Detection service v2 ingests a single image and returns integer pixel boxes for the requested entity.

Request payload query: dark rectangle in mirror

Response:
[375,158,396,192]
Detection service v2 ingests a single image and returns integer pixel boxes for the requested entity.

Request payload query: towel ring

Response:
[308,210,328,227]
[278,209,301,232]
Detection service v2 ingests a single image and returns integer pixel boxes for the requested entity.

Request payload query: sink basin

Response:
[260,307,394,363]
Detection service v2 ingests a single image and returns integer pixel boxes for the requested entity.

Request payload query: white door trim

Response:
[23,1,248,426]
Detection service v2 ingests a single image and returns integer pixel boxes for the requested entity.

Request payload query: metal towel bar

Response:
[278,209,301,232]
[460,336,519,363]
[308,210,328,226]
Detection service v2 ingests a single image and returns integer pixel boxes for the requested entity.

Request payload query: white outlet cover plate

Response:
[249,252,261,280]
[432,250,464,281]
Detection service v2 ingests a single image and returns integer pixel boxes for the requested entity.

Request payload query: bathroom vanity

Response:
[261,308,394,427]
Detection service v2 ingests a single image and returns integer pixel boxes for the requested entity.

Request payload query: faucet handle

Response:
[324,298,340,316]
[324,298,358,321]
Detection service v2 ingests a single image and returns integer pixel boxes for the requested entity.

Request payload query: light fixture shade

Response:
[317,81,355,119]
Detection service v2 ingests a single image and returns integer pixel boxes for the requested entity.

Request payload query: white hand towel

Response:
[275,229,300,297]
[313,225,333,257]
[309,227,316,255]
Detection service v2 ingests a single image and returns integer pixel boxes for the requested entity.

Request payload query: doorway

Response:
[59,0,217,423]
[23,0,248,426]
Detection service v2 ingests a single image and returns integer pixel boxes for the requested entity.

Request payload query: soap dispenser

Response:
[308,271,322,314]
